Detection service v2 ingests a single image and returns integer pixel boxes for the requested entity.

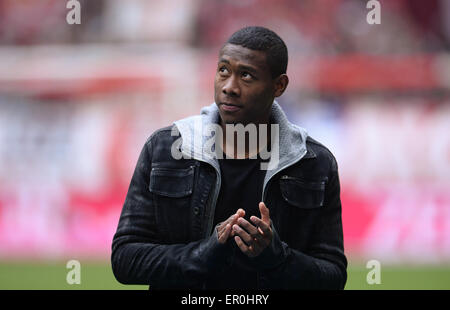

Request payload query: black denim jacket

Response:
[111,102,347,289]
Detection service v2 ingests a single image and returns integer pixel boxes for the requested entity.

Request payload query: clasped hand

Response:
[217,202,272,258]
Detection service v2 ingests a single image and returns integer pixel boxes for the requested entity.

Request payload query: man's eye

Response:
[219,67,229,74]
[242,72,253,80]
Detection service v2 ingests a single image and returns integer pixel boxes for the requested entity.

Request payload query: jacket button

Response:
[193,207,200,215]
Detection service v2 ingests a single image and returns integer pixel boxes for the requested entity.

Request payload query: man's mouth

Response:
[220,102,242,112]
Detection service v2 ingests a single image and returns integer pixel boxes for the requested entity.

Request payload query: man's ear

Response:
[274,74,289,98]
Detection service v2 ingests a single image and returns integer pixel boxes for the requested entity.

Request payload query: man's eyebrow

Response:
[218,58,259,73]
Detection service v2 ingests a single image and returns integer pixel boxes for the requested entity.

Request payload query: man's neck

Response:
[219,118,272,159]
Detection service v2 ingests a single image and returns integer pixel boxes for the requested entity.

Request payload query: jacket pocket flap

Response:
[149,166,194,198]
[279,175,325,209]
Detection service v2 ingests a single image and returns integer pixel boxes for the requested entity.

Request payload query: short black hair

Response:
[225,26,288,78]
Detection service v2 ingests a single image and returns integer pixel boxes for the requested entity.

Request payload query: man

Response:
[111,26,347,289]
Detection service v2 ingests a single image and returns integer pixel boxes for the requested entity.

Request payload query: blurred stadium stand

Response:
[0,0,449,267]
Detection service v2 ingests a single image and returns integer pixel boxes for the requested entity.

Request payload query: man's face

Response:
[214,44,277,126]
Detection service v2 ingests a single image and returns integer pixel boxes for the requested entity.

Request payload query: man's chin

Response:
[224,120,241,125]
[219,114,242,125]
[221,117,248,126]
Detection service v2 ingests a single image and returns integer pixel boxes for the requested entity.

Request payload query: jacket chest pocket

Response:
[276,175,326,247]
[149,165,195,243]
[279,175,325,209]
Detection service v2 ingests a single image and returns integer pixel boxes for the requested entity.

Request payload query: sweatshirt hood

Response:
[173,101,308,175]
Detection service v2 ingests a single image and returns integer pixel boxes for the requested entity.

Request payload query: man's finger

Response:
[225,210,243,226]
[235,208,245,218]
[218,223,231,243]
[233,224,253,245]
[259,202,270,224]
[225,214,236,225]
[236,217,258,237]
[234,236,250,255]
[250,216,271,236]
[223,211,244,238]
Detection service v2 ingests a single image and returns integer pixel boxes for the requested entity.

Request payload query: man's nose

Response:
[222,75,240,97]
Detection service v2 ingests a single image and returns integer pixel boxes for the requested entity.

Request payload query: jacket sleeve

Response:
[252,157,347,289]
[111,137,230,289]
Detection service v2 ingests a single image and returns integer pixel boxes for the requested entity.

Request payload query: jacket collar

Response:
[173,101,313,171]
[303,144,316,159]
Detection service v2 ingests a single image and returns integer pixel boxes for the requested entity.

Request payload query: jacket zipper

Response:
[180,147,222,237]
[257,152,307,289]
[206,167,221,236]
